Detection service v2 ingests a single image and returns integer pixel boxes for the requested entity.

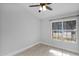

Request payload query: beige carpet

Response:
[15,43,79,56]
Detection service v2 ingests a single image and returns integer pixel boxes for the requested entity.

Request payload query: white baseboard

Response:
[6,42,40,56]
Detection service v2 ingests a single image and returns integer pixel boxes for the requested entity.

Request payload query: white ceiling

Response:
[24,3,79,19]
[1,3,79,20]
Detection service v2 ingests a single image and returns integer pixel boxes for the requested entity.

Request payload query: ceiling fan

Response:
[29,3,52,12]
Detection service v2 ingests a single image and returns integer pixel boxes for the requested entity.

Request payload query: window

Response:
[51,19,76,43]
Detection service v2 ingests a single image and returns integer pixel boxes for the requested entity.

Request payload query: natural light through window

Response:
[51,19,76,43]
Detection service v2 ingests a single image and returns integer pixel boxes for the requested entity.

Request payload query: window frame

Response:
[50,18,77,43]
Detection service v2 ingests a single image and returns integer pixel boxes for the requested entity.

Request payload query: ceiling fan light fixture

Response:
[43,5,47,11]
[39,6,42,11]
[39,5,47,11]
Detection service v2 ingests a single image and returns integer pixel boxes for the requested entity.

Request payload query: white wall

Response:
[0,4,40,55]
[40,12,79,53]
[0,3,79,56]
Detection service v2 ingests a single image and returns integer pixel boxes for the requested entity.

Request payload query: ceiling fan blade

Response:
[46,6,52,10]
[47,3,52,5]
[29,5,40,7]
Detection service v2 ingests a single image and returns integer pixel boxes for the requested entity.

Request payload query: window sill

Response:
[52,39,76,44]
